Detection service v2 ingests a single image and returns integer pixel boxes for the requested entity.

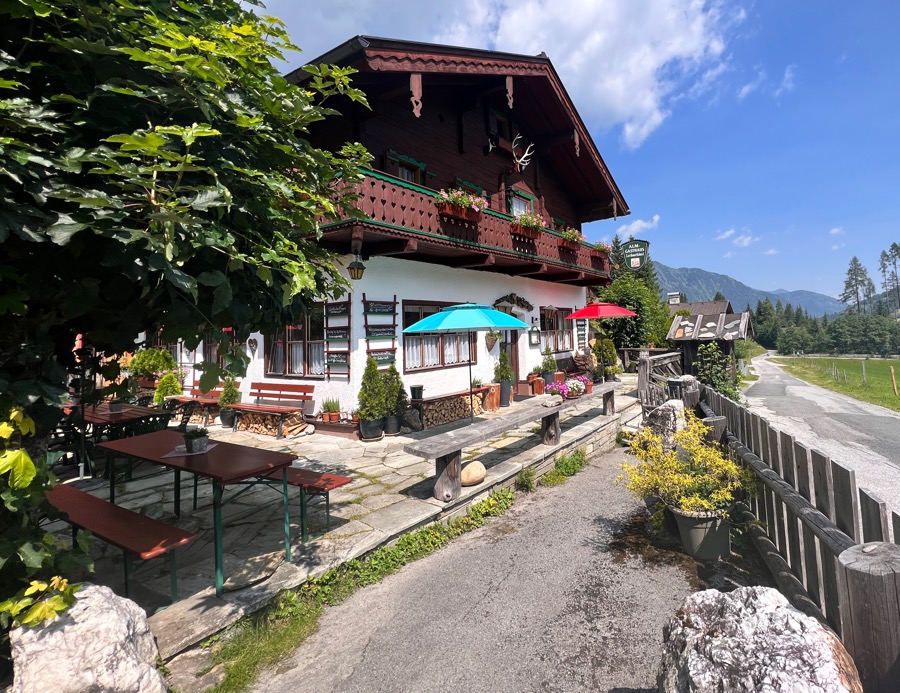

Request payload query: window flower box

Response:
[557,236,581,250]
[437,201,482,224]
[510,222,541,239]
[590,242,612,258]
[558,226,585,250]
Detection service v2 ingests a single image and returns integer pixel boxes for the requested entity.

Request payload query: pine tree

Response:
[840,256,870,315]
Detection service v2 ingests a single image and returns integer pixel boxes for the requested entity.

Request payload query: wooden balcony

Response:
[318,171,611,287]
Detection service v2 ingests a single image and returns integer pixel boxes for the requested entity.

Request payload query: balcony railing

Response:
[341,170,610,275]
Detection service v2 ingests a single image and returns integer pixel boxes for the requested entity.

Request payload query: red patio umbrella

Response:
[564,303,637,380]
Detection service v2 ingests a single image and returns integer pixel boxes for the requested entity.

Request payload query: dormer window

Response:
[508,188,536,217]
[386,150,426,185]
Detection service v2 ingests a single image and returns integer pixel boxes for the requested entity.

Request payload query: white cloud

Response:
[774,64,796,97]
[617,214,660,238]
[732,234,758,247]
[832,243,845,251]
[715,228,735,241]
[269,0,745,149]
[830,226,845,236]
[737,67,766,100]
[763,248,778,255]
[723,251,734,259]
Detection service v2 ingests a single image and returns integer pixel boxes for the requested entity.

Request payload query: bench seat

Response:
[46,484,196,601]
[227,382,314,438]
[263,467,352,542]
[405,384,617,501]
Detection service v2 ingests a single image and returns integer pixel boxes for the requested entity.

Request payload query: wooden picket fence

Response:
[700,386,900,691]
[636,352,682,417]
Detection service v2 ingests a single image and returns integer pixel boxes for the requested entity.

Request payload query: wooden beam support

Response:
[446,253,495,269]
[364,238,418,258]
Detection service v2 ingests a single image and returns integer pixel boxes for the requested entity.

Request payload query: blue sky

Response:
[257,0,899,299]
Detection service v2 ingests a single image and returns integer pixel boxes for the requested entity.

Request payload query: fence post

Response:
[838,542,900,691]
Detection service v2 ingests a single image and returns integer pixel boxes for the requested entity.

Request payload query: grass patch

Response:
[540,447,588,487]
[516,467,536,493]
[208,488,516,692]
[771,356,900,412]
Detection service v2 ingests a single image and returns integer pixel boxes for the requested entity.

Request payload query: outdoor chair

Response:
[48,414,92,478]
[172,400,199,433]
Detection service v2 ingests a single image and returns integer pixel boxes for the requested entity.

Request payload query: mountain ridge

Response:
[653,262,845,317]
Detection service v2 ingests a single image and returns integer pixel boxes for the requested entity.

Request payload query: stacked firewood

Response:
[236,411,308,437]
[422,393,484,428]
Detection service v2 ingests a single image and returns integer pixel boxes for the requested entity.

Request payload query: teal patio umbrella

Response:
[403,303,529,421]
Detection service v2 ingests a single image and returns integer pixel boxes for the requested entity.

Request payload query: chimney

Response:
[667,292,681,305]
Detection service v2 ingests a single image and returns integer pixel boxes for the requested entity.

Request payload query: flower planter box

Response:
[510,223,541,239]
[437,201,482,224]
[558,237,581,250]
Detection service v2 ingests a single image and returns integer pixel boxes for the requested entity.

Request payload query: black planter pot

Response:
[219,408,236,428]
[542,371,555,385]
[499,380,511,407]
[384,414,401,436]
[358,417,385,441]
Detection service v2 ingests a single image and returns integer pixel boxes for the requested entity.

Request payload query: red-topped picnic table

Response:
[97,429,294,596]
[75,401,160,426]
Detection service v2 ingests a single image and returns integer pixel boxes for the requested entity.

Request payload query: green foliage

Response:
[516,467,536,493]
[555,448,587,476]
[183,427,209,439]
[217,374,241,407]
[597,273,669,348]
[357,358,388,421]
[493,350,513,383]
[620,412,755,513]
[0,399,92,641]
[695,342,741,402]
[128,348,178,379]
[592,337,620,377]
[382,364,408,416]
[540,346,558,375]
[153,372,183,405]
[540,469,567,486]
[733,338,766,361]
[322,398,341,414]
[0,0,372,443]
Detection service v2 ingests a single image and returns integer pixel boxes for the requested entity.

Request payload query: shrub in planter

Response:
[153,372,183,405]
[540,346,557,383]
[129,347,178,379]
[183,427,209,453]
[217,374,240,427]
[382,364,408,435]
[322,397,341,423]
[493,350,513,407]
[619,412,755,560]
[357,357,388,440]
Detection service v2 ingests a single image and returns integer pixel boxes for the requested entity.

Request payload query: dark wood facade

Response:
[293,36,630,287]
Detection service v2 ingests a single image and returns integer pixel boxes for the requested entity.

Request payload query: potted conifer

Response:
[494,350,513,407]
[217,374,240,427]
[358,357,388,441]
[382,364,408,435]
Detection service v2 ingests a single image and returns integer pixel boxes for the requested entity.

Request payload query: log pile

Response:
[422,392,485,428]
[235,411,308,437]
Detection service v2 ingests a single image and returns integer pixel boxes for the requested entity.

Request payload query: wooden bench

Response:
[46,484,196,601]
[554,355,588,381]
[226,381,314,438]
[263,467,353,542]
[404,383,618,502]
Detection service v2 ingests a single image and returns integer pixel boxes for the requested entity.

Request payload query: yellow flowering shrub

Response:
[620,412,754,513]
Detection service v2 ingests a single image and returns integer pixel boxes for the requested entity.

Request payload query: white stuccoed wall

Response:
[235,255,589,415]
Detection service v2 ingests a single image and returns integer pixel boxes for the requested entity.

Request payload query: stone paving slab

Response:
[48,377,640,665]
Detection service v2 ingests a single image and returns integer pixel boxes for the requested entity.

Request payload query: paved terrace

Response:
[46,376,641,670]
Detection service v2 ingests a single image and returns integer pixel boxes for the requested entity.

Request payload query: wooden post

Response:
[839,542,900,691]
[433,449,461,502]
[701,415,727,445]
[540,412,560,445]
[891,366,898,397]
[862,360,867,385]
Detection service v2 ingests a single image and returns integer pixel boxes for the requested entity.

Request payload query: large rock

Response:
[460,461,486,486]
[646,399,685,450]
[402,407,423,432]
[11,583,167,693]
[657,586,862,692]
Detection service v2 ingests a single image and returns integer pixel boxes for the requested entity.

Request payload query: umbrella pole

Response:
[599,325,605,383]
[468,331,474,422]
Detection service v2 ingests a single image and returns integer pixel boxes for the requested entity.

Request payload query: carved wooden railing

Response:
[636,351,682,417]
[338,171,609,275]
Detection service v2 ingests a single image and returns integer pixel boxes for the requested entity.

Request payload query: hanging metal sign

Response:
[621,239,649,271]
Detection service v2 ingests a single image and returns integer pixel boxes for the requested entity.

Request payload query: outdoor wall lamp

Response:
[348,254,366,280]
[529,318,541,346]
[247,337,258,357]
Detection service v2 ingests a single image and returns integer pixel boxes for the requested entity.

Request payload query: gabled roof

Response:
[667,312,752,342]
[291,36,629,223]
[668,300,734,316]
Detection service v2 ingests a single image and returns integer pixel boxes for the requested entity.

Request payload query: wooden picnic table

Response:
[404,383,618,502]
[97,429,294,596]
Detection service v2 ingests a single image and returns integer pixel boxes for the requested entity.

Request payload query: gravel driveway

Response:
[745,354,900,517]
[252,447,694,693]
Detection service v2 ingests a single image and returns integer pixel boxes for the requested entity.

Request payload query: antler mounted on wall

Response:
[511,134,535,172]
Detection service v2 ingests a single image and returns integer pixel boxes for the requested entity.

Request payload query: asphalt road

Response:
[745,354,900,516]
[251,447,695,693]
